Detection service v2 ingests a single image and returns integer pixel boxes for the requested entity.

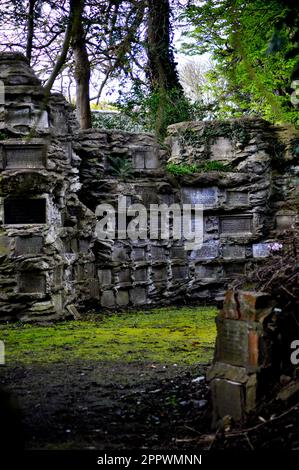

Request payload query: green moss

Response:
[166,161,231,175]
[0,306,217,365]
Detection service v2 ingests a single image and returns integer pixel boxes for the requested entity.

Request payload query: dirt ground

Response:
[0,360,213,450]
[1,359,299,452]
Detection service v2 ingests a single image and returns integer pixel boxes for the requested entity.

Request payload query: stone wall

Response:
[0,52,298,321]
[77,120,298,310]
[0,53,97,321]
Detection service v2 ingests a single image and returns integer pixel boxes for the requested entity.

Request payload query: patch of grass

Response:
[166,161,230,175]
[0,307,217,366]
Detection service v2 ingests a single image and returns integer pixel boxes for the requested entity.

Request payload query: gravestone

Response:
[7,107,31,126]
[215,319,249,366]
[4,143,46,169]
[18,272,46,294]
[116,290,129,307]
[220,216,252,234]
[101,290,115,308]
[170,246,186,260]
[4,199,46,224]
[118,268,131,283]
[132,247,146,261]
[15,236,43,256]
[224,263,245,276]
[133,149,159,170]
[182,187,217,205]
[226,191,249,206]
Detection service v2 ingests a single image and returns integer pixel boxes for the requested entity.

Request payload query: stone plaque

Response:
[210,137,234,161]
[133,151,145,169]
[170,246,186,260]
[7,107,31,126]
[211,378,244,422]
[132,247,145,261]
[222,245,246,259]
[130,287,146,305]
[195,264,220,278]
[134,268,147,282]
[5,144,46,169]
[226,191,248,206]
[98,269,112,286]
[252,243,270,258]
[182,187,216,205]
[101,290,115,308]
[220,216,252,234]
[224,263,245,277]
[112,246,129,262]
[116,290,129,307]
[4,199,46,224]
[145,151,159,169]
[152,266,167,282]
[189,242,219,260]
[15,236,43,255]
[216,319,248,366]
[18,273,46,294]
[118,268,131,283]
[151,245,166,261]
[172,265,188,280]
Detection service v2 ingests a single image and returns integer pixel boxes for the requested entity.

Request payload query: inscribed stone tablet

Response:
[220,216,252,234]
[151,245,166,260]
[189,242,219,260]
[5,144,46,169]
[216,319,248,366]
[152,266,168,282]
[172,265,188,280]
[252,243,270,258]
[210,137,234,161]
[195,264,220,278]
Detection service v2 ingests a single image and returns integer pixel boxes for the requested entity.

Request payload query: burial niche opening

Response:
[4,199,46,224]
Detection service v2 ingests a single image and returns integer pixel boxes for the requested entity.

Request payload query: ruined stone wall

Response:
[77,119,298,310]
[0,53,298,321]
[0,53,97,321]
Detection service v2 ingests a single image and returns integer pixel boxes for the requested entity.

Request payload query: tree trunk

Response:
[26,0,36,64]
[147,0,182,92]
[71,0,92,129]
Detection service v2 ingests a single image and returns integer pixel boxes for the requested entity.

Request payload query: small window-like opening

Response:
[4,199,46,224]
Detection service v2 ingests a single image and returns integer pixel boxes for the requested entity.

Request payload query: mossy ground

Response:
[0,306,217,365]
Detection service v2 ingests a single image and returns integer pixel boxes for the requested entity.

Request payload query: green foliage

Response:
[107,155,134,179]
[0,131,9,140]
[166,161,230,175]
[116,81,193,140]
[0,307,217,365]
[92,112,146,133]
[182,0,299,126]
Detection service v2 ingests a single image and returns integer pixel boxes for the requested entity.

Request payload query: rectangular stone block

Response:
[4,199,47,224]
[132,247,146,261]
[172,265,188,280]
[226,191,248,206]
[222,244,246,259]
[18,273,46,294]
[4,143,46,169]
[133,151,145,169]
[7,107,31,126]
[152,266,168,282]
[145,151,159,169]
[118,268,131,283]
[220,216,252,234]
[98,269,112,286]
[210,378,244,423]
[101,290,115,308]
[224,263,245,277]
[215,319,249,366]
[112,246,129,262]
[195,264,221,279]
[182,187,217,205]
[252,243,270,258]
[170,246,186,260]
[116,290,129,307]
[151,245,166,261]
[15,236,43,256]
[130,287,146,305]
[189,242,219,260]
[134,268,147,282]
[210,137,234,161]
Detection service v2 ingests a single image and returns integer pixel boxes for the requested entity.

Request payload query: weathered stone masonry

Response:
[0,53,298,321]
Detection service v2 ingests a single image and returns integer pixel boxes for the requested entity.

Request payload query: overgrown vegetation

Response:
[0,307,217,365]
[166,161,230,175]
